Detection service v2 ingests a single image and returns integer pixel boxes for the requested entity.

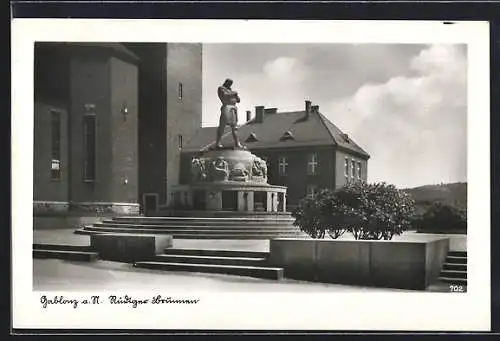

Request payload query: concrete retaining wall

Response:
[269,237,450,290]
[91,233,173,262]
[34,216,106,229]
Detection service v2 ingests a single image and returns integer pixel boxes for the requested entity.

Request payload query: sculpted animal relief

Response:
[192,153,268,183]
[191,158,207,182]
[251,157,268,182]
[211,156,229,181]
[230,162,250,181]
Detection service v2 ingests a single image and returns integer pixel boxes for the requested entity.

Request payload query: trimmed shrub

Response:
[292,182,415,240]
[292,189,346,239]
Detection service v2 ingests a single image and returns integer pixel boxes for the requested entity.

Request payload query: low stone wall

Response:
[269,237,450,290]
[34,201,140,217]
[33,201,140,229]
[34,216,105,230]
[91,233,173,262]
[449,235,467,252]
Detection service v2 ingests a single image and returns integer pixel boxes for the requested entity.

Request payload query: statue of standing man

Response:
[215,79,243,149]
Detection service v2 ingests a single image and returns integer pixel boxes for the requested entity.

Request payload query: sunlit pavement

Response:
[33,229,466,293]
[33,229,271,252]
[34,258,413,293]
[33,229,466,252]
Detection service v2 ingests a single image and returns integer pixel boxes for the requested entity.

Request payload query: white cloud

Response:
[202,43,467,187]
[326,44,467,187]
[203,55,310,125]
[263,57,304,81]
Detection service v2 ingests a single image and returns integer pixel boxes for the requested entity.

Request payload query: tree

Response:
[292,182,415,240]
[338,181,416,240]
[292,189,346,239]
[413,202,467,233]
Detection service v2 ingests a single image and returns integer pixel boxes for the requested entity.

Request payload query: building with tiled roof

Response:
[181,101,370,208]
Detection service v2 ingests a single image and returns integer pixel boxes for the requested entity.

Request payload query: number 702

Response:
[449,285,465,292]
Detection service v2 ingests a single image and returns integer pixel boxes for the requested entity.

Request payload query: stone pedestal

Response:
[171,148,288,214]
[206,191,223,210]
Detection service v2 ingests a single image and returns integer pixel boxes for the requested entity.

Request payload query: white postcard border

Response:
[11,19,491,331]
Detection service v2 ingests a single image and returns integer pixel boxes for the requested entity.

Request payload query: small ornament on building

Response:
[121,101,129,121]
[84,103,96,112]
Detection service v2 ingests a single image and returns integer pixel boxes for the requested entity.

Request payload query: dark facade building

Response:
[181,101,370,208]
[33,42,202,227]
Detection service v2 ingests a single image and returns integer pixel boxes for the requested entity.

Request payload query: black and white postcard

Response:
[11,19,490,331]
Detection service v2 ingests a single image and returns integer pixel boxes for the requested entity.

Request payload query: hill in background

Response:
[404,182,467,215]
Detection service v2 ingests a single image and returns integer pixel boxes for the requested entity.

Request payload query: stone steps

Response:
[134,261,283,280]
[163,248,269,258]
[449,251,467,258]
[438,250,467,285]
[134,247,282,280]
[154,210,292,218]
[153,254,267,266]
[113,215,294,220]
[445,255,467,264]
[442,262,467,271]
[94,223,298,232]
[108,218,295,226]
[77,226,304,239]
[33,243,94,252]
[79,214,305,239]
[33,248,98,262]
[437,277,468,285]
[99,221,295,227]
[80,214,303,240]
[439,270,467,279]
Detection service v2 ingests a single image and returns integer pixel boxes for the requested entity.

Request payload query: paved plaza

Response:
[33,228,271,252]
[34,258,416,292]
[32,229,461,292]
[33,228,467,252]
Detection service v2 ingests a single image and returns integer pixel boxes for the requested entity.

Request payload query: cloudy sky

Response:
[202,43,467,188]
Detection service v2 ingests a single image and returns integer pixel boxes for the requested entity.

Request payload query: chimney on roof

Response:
[246,110,252,122]
[255,106,265,123]
[311,105,319,114]
[305,100,312,119]
[264,108,278,115]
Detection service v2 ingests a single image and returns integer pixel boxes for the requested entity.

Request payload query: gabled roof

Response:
[182,126,222,153]
[182,109,370,159]
[316,112,369,158]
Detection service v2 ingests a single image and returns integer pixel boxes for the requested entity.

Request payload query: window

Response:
[344,157,349,177]
[307,152,318,175]
[83,113,96,182]
[357,162,362,179]
[178,134,183,149]
[178,82,183,100]
[280,131,294,141]
[50,110,61,180]
[351,159,355,178]
[278,156,288,176]
[306,185,318,199]
[245,132,258,143]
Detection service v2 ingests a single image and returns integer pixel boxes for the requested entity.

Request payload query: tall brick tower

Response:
[33,42,203,228]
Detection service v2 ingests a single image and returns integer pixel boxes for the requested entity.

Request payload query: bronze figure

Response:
[215,79,243,149]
